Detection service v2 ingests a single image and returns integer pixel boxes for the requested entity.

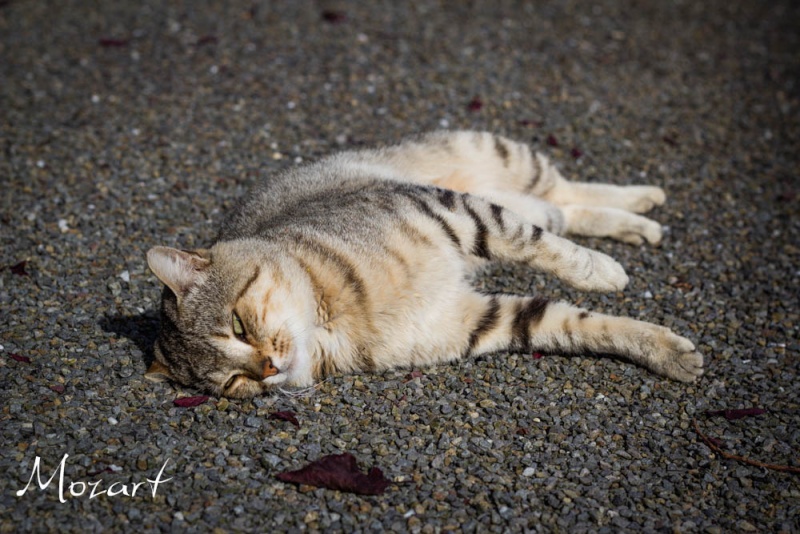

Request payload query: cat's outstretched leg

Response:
[368,130,666,214]
[363,131,667,244]
[561,205,663,245]
[400,187,629,292]
[460,293,704,382]
[476,190,663,245]
[520,150,666,214]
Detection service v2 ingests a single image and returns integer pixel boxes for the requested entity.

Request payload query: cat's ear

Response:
[146,246,211,300]
[144,360,174,383]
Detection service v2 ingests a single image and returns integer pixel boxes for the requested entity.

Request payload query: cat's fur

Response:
[145,131,703,398]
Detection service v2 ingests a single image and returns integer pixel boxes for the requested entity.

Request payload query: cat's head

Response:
[144,244,315,398]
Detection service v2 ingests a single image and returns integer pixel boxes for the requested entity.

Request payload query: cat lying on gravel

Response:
[144,130,703,398]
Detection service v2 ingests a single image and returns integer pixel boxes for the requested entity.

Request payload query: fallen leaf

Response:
[50,384,65,394]
[269,411,300,428]
[196,35,218,46]
[277,453,391,495]
[546,134,559,147]
[98,38,129,48]
[10,353,31,363]
[706,408,766,420]
[662,134,679,147]
[516,427,528,436]
[321,10,347,23]
[173,396,210,407]
[532,352,543,360]
[467,97,483,112]
[570,147,583,159]
[10,261,28,276]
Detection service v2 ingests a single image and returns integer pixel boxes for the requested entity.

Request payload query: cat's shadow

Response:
[99,310,159,366]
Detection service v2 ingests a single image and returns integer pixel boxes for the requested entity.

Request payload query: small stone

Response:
[522,467,535,477]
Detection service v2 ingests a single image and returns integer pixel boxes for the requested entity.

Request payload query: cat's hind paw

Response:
[619,186,666,214]
[563,206,664,246]
[615,216,663,246]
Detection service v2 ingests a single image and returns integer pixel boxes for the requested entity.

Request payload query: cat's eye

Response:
[223,374,240,390]
[232,312,246,340]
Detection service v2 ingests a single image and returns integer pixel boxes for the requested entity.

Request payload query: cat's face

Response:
[145,245,315,398]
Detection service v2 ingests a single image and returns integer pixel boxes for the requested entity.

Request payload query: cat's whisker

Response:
[278,378,329,398]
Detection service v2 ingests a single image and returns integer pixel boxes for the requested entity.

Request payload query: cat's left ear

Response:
[144,360,174,383]
[146,246,211,300]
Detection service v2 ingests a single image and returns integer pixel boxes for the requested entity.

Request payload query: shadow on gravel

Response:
[100,311,160,366]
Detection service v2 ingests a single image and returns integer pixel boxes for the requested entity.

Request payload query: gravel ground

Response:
[2,1,798,532]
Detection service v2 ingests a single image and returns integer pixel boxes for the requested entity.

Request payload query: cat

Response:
[144,130,703,398]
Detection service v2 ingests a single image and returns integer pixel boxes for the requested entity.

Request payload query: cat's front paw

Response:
[566,250,629,293]
[649,331,704,382]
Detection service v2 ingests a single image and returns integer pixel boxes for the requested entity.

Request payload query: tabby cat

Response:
[145,131,703,398]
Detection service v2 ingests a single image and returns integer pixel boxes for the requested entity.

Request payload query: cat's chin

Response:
[262,373,289,386]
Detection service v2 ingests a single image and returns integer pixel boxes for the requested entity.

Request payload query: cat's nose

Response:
[261,357,279,379]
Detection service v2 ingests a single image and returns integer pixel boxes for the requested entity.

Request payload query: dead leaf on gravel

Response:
[10,261,28,276]
[277,453,391,495]
[269,411,300,428]
[467,97,483,112]
[173,395,210,408]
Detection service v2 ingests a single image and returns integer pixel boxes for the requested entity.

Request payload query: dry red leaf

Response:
[269,411,300,428]
[10,261,28,276]
[532,352,544,360]
[98,38,129,48]
[467,97,483,112]
[277,453,391,495]
[173,395,210,407]
[196,35,218,46]
[321,10,347,23]
[546,134,559,147]
[662,134,679,147]
[570,147,583,159]
[705,408,766,420]
[9,353,31,363]
[50,384,66,394]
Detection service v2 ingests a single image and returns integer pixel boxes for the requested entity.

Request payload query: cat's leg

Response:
[368,131,666,244]
[401,187,629,292]
[473,190,568,235]
[478,190,663,245]
[371,131,666,215]
[561,205,663,245]
[460,292,703,382]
